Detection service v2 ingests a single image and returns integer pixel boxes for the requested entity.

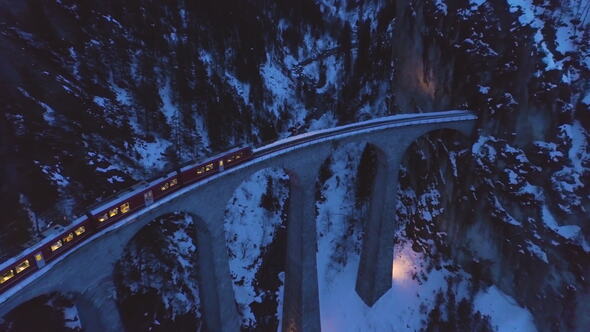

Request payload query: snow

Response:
[479,85,490,94]
[315,55,340,94]
[63,305,82,329]
[435,0,448,15]
[525,241,548,263]
[111,83,133,107]
[102,15,122,28]
[555,25,575,54]
[93,96,107,107]
[316,143,473,331]
[308,112,338,131]
[39,163,70,187]
[316,143,364,290]
[107,175,124,184]
[159,79,178,126]
[507,0,539,26]
[17,87,56,124]
[472,136,498,171]
[533,141,563,162]
[319,238,473,331]
[505,0,574,73]
[68,47,80,79]
[417,187,444,222]
[505,169,519,185]
[225,72,251,105]
[474,285,537,332]
[469,0,486,8]
[559,121,588,173]
[192,113,211,152]
[134,138,173,171]
[318,0,382,29]
[449,151,459,178]
[541,205,580,239]
[261,57,296,117]
[492,196,521,226]
[550,121,588,213]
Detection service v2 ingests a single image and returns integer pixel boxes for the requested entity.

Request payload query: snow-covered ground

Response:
[474,286,537,332]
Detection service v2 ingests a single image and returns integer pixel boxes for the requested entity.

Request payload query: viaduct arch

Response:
[0,111,477,332]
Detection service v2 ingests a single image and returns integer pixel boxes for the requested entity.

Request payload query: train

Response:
[0,147,253,295]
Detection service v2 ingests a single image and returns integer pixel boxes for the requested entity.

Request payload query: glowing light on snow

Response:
[391,252,413,283]
[321,317,337,332]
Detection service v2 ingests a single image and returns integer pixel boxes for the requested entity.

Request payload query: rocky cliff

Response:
[1,0,588,330]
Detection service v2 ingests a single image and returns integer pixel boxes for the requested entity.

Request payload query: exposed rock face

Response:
[1,0,588,330]
[392,1,589,330]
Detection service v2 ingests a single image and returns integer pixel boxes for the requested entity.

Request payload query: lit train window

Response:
[98,213,108,222]
[35,253,43,262]
[15,260,30,274]
[51,240,63,251]
[219,160,224,167]
[170,178,178,187]
[74,226,86,236]
[0,270,14,284]
[120,202,130,213]
[109,208,118,217]
[235,154,241,159]
[205,163,214,171]
[160,182,169,191]
[63,233,74,243]
[197,167,205,174]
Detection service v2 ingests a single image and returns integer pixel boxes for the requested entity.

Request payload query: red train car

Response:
[0,215,91,294]
[180,146,252,184]
[0,146,253,296]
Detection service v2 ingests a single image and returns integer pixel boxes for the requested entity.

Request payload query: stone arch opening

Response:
[223,167,291,331]
[395,128,473,257]
[313,141,384,330]
[0,292,82,331]
[310,127,474,330]
[113,212,206,332]
[388,128,491,328]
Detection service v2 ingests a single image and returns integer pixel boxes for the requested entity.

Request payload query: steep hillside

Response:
[0,0,588,330]
[0,0,394,255]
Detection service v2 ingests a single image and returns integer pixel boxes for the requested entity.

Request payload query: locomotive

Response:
[0,147,252,295]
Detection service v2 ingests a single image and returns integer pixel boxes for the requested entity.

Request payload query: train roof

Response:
[179,146,248,172]
[90,147,250,214]
[89,171,174,215]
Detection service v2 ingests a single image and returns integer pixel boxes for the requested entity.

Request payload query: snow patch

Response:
[474,285,537,332]
[541,205,580,239]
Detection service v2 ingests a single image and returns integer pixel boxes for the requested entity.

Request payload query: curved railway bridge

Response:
[0,110,477,332]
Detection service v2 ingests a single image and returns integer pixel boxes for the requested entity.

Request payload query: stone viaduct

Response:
[0,111,477,332]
